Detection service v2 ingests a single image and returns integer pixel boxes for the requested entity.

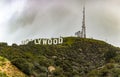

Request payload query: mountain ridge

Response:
[0,37,120,77]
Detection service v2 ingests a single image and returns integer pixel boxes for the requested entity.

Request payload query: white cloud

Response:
[0,0,27,44]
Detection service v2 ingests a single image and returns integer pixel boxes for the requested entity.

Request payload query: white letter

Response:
[48,39,52,45]
[42,39,48,45]
[53,39,58,45]
[25,39,29,44]
[21,41,25,45]
[58,37,63,44]
[34,39,41,44]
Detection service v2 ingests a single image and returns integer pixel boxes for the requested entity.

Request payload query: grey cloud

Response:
[8,0,78,33]
[5,0,120,46]
[0,0,12,3]
[8,10,38,33]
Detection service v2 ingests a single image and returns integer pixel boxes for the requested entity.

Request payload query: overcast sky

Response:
[0,0,120,47]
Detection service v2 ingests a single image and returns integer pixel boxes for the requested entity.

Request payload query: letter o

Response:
[48,39,52,45]
[53,39,58,45]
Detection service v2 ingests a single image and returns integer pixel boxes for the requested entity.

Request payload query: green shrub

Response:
[104,50,117,62]
[106,63,114,69]
[11,58,33,75]
[114,55,120,63]
[0,72,8,77]
[99,68,110,77]
[87,70,99,77]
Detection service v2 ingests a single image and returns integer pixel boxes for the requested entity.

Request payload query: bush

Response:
[11,58,34,75]
[0,72,8,77]
[106,63,114,69]
[53,67,64,76]
[99,68,110,77]
[114,55,120,63]
[104,50,117,62]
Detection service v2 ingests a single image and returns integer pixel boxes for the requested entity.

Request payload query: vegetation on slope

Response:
[0,56,27,77]
[0,37,120,77]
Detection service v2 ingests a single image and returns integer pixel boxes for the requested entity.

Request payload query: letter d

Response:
[58,37,63,44]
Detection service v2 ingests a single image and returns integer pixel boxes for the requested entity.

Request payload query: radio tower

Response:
[82,5,86,38]
[75,1,86,38]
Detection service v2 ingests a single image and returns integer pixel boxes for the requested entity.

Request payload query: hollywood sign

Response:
[21,37,63,45]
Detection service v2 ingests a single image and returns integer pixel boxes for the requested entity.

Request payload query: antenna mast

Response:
[82,4,86,38]
[75,1,86,38]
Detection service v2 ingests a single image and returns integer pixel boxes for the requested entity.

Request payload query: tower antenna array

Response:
[82,4,86,38]
[75,3,86,38]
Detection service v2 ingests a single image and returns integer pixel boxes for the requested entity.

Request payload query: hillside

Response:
[0,56,27,77]
[0,37,120,77]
